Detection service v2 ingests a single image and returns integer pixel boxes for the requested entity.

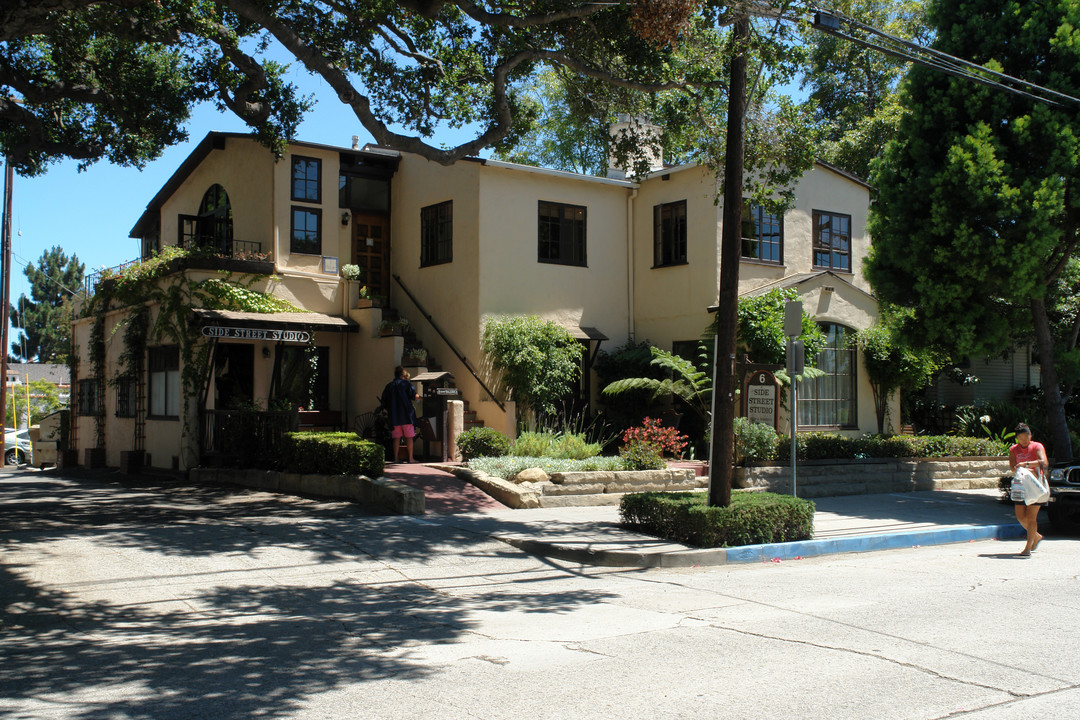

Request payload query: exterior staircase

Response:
[377,305,485,431]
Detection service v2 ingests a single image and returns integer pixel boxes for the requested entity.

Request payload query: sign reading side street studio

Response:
[744,369,779,430]
[201,325,311,343]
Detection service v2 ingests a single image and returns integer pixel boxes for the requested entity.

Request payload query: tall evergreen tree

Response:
[10,246,84,363]
[866,0,1080,458]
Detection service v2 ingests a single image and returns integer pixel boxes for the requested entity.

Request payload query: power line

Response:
[809,9,1080,110]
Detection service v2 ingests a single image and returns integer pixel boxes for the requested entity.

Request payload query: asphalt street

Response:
[2,469,1078,720]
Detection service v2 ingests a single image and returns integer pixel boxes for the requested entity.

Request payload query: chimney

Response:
[351,135,360,150]
[607,115,664,180]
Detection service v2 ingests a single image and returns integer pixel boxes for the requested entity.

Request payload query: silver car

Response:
[4,428,31,465]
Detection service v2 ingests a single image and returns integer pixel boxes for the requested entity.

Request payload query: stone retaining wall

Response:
[432,464,702,508]
[191,467,425,515]
[734,456,1010,498]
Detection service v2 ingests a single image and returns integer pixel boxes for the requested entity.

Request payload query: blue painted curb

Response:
[724,522,1028,564]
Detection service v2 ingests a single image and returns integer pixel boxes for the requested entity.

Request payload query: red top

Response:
[1010,440,1046,475]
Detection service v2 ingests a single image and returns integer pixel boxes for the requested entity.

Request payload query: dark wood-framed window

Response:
[538,201,587,266]
[812,210,851,272]
[742,200,783,264]
[290,207,322,255]
[178,184,233,254]
[76,379,101,416]
[115,377,138,418]
[148,346,180,419]
[798,322,857,428]
[420,200,453,267]
[653,200,687,267]
[291,156,322,203]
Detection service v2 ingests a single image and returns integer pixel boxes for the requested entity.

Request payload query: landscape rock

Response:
[512,467,550,484]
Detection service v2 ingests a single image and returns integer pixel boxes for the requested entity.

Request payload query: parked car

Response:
[4,428,31,465]
[1047,461,1080,532]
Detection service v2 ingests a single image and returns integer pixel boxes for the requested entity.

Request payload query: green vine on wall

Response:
[87,311,106,449]
[82,247,301,465]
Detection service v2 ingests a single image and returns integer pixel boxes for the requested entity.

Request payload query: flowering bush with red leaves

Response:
[622,417,688,457]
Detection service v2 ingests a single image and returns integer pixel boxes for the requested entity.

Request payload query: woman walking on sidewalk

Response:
[1009,423,1048,556]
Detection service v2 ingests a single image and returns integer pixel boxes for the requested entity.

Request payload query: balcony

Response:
[84,239,273,296]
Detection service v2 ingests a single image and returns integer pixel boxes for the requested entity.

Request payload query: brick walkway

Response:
[382,461,506,514]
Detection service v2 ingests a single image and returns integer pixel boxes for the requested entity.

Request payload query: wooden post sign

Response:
[744,369,779,430]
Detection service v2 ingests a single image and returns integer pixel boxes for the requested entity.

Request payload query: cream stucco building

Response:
[69,131,895,471]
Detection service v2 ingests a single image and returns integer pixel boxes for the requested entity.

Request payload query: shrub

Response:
[619,441,666,470]
[733,416,780,463]
[278,431,384,478]
[773,432,1008,460]
[481,315,582,419]
[622,417,689,456]
[469,454,625,479]
[457,427,512,460]
[511,430,601,459]
[620,491,815,548]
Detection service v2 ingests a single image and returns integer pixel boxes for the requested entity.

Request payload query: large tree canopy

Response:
[866,0,1080,457]
[0,0,769,176]
[800,0,929,179]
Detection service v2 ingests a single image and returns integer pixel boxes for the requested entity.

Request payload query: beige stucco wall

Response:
[70,304,188,470]
[736,163,872,294]
[385,154,484,421]
[631,165,720,345]
[158,137,275,257]
[477,163,631,426]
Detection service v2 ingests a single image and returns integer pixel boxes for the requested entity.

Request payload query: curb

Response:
[495,522,1029,568]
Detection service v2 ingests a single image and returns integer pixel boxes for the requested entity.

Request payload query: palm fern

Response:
[602,347,712,423]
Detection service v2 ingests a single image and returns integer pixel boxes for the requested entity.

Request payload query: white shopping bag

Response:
[1015,467,1049,505]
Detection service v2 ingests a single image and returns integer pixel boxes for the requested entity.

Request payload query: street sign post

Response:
[785,301,803,497]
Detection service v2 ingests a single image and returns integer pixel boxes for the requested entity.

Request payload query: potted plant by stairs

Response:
[402,347,428,368]
[377,317,410,337]
[355,285,383,309]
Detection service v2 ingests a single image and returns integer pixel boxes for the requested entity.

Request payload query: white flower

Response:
[979,415,991,424]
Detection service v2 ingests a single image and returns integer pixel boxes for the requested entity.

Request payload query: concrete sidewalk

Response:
[431,488,1030,567]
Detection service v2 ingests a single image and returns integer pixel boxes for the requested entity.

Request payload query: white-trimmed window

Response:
[798,323,857,428]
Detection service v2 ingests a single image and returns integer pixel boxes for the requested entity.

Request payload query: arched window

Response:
[195,184,233,253]
[798,322,857,428]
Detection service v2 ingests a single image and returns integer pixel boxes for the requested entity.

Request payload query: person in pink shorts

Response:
[381,366,419,463]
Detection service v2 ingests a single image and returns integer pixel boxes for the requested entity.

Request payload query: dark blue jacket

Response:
[381,377,418,427]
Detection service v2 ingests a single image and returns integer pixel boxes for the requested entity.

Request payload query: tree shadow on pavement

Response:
[0,471,623,718]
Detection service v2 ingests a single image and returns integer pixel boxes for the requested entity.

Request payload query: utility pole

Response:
[707,14,749,507]
[0,156,12,441]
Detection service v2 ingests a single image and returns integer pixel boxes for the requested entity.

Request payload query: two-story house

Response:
[68,130,892,471]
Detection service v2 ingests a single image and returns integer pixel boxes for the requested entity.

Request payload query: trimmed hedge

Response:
[620,491,815,548]
[279,431,385,478]
[457,427,513,460]
[769,432,1007,461]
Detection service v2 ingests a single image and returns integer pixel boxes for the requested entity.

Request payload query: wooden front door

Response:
[353,214,390,300]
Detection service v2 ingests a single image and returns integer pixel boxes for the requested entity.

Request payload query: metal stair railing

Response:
[392,274,505,412]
